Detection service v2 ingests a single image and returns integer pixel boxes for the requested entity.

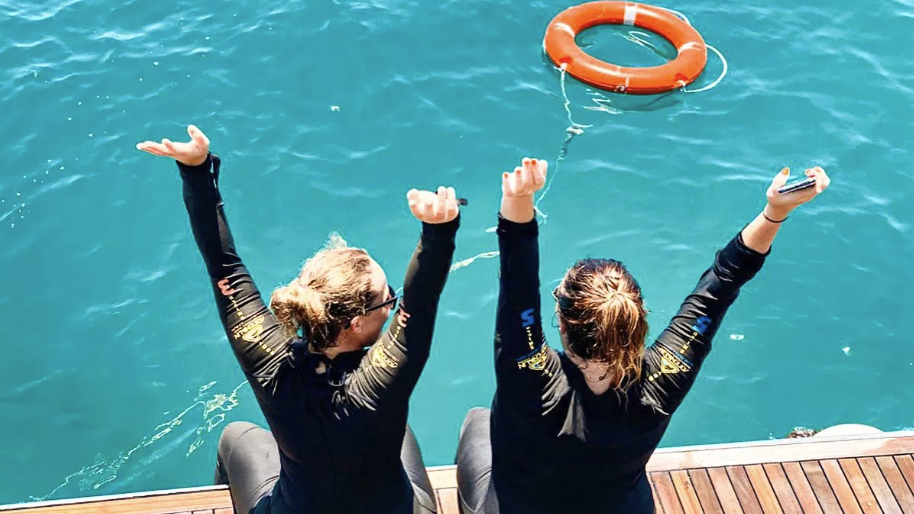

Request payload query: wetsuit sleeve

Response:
[642,232,767,416]
[493,215,564,411]
[344,216,460,411]
[178,154,290,391]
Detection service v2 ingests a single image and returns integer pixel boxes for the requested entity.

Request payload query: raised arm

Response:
[494,158,564,408]
[136,127,289,390]
[642,166,831,416]
[345,187,461,410]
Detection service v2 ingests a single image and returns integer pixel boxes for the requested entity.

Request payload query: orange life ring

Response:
[544,1,707,95]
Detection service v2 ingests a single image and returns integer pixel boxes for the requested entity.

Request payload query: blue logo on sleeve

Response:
[692,316,711,335]
[521,308,535,328]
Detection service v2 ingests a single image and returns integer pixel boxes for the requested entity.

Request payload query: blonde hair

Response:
[269,245,375,352]
[555,258,648,390]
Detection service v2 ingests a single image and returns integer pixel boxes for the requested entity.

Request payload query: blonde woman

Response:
[137,126,461,514]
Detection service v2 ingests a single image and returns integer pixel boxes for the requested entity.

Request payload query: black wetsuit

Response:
[455,215,767,514]
[178,154,459,514]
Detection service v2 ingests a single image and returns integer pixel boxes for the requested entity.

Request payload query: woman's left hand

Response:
[765,166,830,219]
[407,186,460,224]
[136,125,211,166]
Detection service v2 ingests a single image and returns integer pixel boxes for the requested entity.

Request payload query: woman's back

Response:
[490,354,668,513]
[257,350,417,513]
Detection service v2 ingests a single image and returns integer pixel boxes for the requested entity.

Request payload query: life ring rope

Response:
[655,5,728,94]
[681,44,727,93]
[620,29,728,94]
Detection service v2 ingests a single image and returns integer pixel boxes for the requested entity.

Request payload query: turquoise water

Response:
[2,0,914,504]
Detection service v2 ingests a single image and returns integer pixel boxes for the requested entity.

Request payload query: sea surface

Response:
[2,0,914,503]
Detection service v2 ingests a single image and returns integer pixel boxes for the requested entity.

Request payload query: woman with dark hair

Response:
[455,157,830,514]
[136,125,461,514]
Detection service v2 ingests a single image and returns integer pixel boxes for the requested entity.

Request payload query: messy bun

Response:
[269,247,375,352]
[271,282,328,342]
[555,259,649,390]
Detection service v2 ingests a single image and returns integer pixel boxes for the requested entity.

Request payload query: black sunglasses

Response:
[552,285,572,311]
[366,285,398,312]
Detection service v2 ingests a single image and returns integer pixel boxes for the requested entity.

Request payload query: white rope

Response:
[535,65,589,218]
[658,6,728,93]
[681,44,728,93]
[560,63,591,135]
[663,7,691,25]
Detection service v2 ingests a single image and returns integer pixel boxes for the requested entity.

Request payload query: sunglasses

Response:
[366,284,398,312]
[552,285,572,311]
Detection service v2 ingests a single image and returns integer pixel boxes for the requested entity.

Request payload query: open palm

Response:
[136,125,210,166]
[407,186,460,224]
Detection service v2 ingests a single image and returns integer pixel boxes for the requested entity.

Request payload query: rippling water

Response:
[2,0,914,504]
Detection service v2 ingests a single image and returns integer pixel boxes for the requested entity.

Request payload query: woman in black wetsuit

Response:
[455,158,830,514]
[136,125,461,514]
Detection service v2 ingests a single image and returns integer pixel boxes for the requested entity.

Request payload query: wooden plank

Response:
[819,459,864,514]
[650,472,666,514]
[436,488,459,514]
[6,434,914,514]
[897,456,914,497]
[762,464,802,514]
[782,462,823,514]
[839,458,882,514]
[648,433,914,472]
[726,466,764,514]
[707,468,744,514]
[0,489,233,514]
[428,465,458,490]
[653,472,685,514]
[0,487,232,512]
[876,456,914,514]
[688,469,724,514]
[745,464,784,514]
[671,470,704,513]
[858,457,903,514]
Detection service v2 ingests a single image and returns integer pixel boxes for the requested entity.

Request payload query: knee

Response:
[404,423,416,441]
[467,406,490,419]
[460,407,491,439]
[464,407,490,426]
[218,421,262,460]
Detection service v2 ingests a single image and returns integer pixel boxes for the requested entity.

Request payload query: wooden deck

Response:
[3,431,913,513]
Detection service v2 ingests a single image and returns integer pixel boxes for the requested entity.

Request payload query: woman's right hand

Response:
[502,157,547,198]
[499,157,547,223]
[765,166,830,220]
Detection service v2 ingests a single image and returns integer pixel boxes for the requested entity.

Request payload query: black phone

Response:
[777,177,816,195]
